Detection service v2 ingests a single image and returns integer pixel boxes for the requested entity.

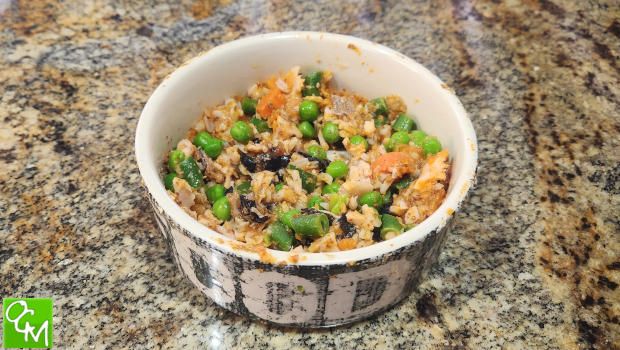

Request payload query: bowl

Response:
[135,31,477,327]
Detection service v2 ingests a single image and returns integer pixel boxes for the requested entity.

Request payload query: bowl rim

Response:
[135,31,478,266]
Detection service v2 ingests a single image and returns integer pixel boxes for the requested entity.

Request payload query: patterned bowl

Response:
[135,32,477,327]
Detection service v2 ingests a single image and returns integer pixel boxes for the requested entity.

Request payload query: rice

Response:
[163,67,451,253]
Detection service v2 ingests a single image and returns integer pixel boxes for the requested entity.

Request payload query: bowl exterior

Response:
[146,191,451,327]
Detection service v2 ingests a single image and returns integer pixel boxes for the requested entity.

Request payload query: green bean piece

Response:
[275,183,284,192]
[298,121,317,139]
[380,214,403,240]
[349,135,368,151]
[230,121,254,144]
[299,100,320,122]
[307,195,323,209]
[164,173,177,191]
[291,213,330,238]
[322,122,341,144]
[326,160,349,179]
[251,117,271,133]
[392,114,416,132]
[409,130,427,147]
[307,145,327,160]
[384,138,396,152]
[322,182,340,195]
[302,86,320,97]
[179,157,204,188]
[168,149,186,173]
[383,190,393,207]
[370,97,388,116]
[357,191,384,208]
[212,197,231,221]
[300,170,317,192]
[422,136,442,155]
[278,208,301,229]
[241,97,257,116]
[374,115,388,127]
[288,165,317,192]
[394,176,412,191]
[328,194,348,214]
[235,181,251,194]
[304,71,323,87]
[206,184,226,204]
[270,221,293,251]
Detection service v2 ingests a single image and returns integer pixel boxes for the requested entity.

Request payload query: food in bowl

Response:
[162,67,450,253]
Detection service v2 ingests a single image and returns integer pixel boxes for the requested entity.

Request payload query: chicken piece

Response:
[390,150,450,224]
[342,159,374,195]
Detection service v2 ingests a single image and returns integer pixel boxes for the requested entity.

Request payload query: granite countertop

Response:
[1,0,618,348]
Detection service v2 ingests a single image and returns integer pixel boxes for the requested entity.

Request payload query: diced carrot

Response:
[371,152,415,175]
[256,89,286,117]
[338,238,357,251]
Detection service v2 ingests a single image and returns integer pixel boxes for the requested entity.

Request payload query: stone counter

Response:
[1,0,618,348]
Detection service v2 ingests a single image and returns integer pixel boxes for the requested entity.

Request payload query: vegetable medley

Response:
[163,67,450,253]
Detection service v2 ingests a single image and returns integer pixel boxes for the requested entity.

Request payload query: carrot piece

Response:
[371,152,415,175]
[256,89,286,117]
[337,238,357,251]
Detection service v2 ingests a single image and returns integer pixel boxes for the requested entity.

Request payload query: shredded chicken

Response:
[391,150,450,224]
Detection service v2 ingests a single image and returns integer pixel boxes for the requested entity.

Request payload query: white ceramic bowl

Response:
[135,31,477,327]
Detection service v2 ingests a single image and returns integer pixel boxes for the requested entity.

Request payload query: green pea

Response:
[275,183,284,192]
[391,131,410,145]
[291,213,330,238]
[322,122,341,144]
[322,182,340,195]
[349,135,368,151]
[307,195,323,209]
[422,136,442,155]
[307,145,327,160]
[304,71,323,87]
[328,194,348,214]
[236,181,251,194]
[241,97,257,116]
[193,131,211,149]
[168,149,186,173]
[409,130,427,147]
[269,221,293,251]
[299,100,320,122]
[206,184,226,204]
[298,121,316,139]
[193,132,224,159]
[164,173,177,191]
[251,117,271,133]
[370,97,388,116]
[326,160,348,179]
[278,208,301,229]
[358,191,383,208]
[380,214,403,240]
[393,114,416,132]
[212,197,231,221]
[230,121,254,144]
[179,157,204,188]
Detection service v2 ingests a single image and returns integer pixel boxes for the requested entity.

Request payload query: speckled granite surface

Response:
[1,0,618,348]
